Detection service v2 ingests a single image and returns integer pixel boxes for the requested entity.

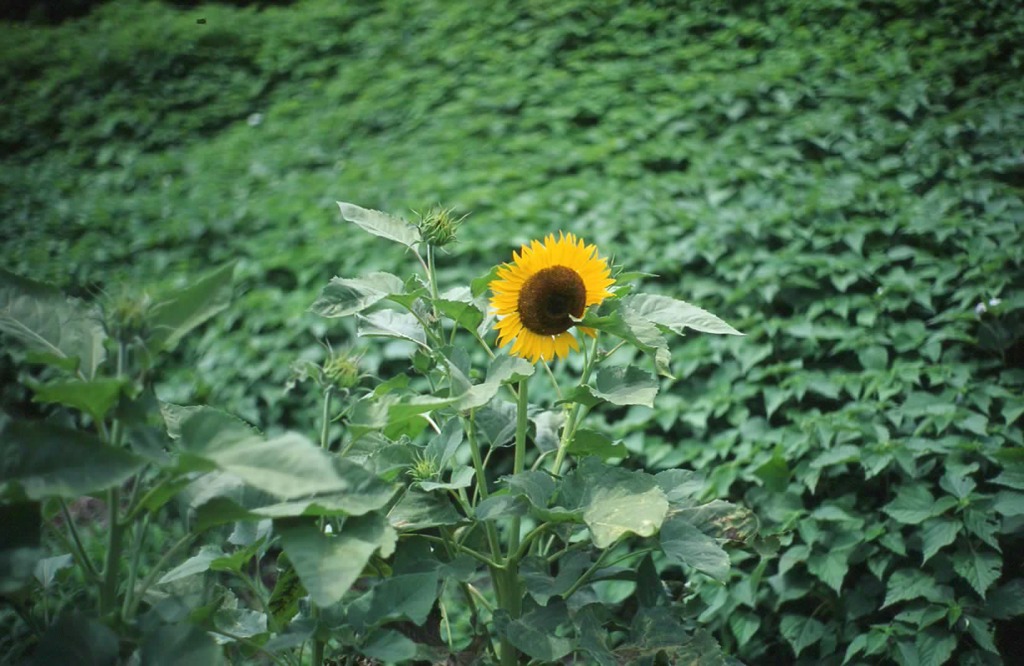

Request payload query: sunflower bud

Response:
[104,291,152,342]
[416,205,464,248]
[407,452,439,483]
[322,351,362,391]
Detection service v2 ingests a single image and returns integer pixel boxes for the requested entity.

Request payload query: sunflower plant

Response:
[0,202,756,665]
[296,202,756,664]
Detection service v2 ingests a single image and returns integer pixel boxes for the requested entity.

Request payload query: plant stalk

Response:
[312,387,333,666]
[99,340,129,620]
[497,378,530,665]
[550,333,599,475]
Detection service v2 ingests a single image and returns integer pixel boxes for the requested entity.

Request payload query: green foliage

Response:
[2,0,1024,663]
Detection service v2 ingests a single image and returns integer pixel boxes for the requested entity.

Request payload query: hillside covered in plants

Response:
[2,0,1023,664]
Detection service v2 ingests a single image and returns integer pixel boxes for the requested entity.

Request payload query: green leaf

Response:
[671,500,758,542]
[277,513,396,607]
[568,428,627,460]
[883,569,940,608]
[363,571,439,626]
[0,420,144,500]
[30,378,125,422]
[993,490,1024,516]
[578,301,672,377]
[504,600,576,662]
[578,459,668,548]
[31,613,119,666]
[202,432,392,505]
[213,608,267,641]
[0,269,106,379]
[987,579,1024,619]
[654,469,705,504]
[360,629,417,662]
[915,628,956,666]
[470,265,500,298]
[659,516,730,581]
[388,488,462,529]
[456,353,534,410]
[754,454,790,492]
[309,272,405,318]
[434,286,484,330]
[139,622,223,666]
[807,548,850,593]
[965,615,999,653]
[779,614,825,658]
[337,201,419,249]
[158,545,226,584]
[920,518,960,563]
[34,553,73,589]
[590,365,659,408]
[146,262,235,353]
[953,548,1001,598]
[0,502,43,595]
[635,554,666,608]
[810,444,861,469]
[624,293,743,336]
[729,611,761,647]
[357,310,427,346]
[857,346,889,371]
[475,494,529,521]
[883,485,955,525]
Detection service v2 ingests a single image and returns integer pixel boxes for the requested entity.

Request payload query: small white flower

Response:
[247,113,264,127]
[989,297,1002,307]
[974,302,987,316]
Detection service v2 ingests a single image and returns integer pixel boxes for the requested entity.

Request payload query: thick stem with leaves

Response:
[98,340,128,620]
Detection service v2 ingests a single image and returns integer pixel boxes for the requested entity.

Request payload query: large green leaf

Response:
[357,310,427,347]
[360,629,418,662]
[201,432,391,506]
[953,548,1001,598]
[337,201,419,249]
[882,485,957,525]
[0,420,144,500]
[659,516,730,581]
[577,458,668,548]
[0,269,106,379]
[146,261,235,353]
[31,613,119,666]
[577,300,672,377]
[624,293,743,336]
[589,365,659,407]
[309,271,405,318]
[0,502,43,595]
[277,513,396,607]
[361,570,439,626]
[503,600,576,662]
[30,377,125,422]
[139,622,224,666]
[779,614,825,658]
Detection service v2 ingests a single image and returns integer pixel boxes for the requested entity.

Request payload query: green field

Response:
[2,0,1023,663]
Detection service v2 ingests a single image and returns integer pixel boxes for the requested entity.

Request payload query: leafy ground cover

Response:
[2,0,1023,663]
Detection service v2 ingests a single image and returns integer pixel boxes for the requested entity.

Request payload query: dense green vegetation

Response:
[2,0,1023,664]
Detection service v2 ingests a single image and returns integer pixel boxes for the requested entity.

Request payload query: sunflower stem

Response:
[497,377,529,665]
[550,333,599,475]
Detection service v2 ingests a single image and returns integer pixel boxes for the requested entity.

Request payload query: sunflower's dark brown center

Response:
[518,266,587,336]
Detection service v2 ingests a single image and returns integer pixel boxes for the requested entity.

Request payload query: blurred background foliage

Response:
[2,0,1023,663]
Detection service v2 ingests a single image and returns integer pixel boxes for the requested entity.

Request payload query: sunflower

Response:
[489,232,615,363]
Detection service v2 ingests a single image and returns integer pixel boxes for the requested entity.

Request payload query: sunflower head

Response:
[489,232,615,363]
